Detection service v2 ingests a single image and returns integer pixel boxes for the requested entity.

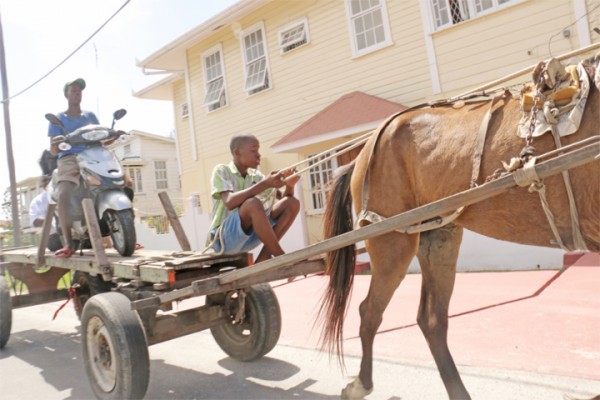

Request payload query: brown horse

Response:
[321,57,599,399]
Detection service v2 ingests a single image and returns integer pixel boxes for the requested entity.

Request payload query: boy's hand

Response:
[266,171,287,188]
[281,168,300,187]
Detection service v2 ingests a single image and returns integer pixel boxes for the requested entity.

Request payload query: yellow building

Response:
[135,0,599,247]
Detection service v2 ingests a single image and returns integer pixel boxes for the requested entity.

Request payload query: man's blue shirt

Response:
[48,111,99,158]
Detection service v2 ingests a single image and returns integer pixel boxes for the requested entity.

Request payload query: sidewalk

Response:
[273,252,600,381]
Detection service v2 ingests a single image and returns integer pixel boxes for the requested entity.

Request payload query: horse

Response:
[321,56,599,399]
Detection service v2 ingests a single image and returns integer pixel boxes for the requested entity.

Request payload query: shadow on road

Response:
[1,328,338,399]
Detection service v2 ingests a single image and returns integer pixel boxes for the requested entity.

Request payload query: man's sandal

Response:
[54,247,74,258]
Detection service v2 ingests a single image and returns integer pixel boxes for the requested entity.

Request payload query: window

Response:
[124,144,131,155]
[202,45,227,111]
[126,166,143,193]
[241,23,271,95]
[308,153,337,212]
[279,18,310,53]
[154,161,168,190]
[346,0,392,57]
[430,0,517,30]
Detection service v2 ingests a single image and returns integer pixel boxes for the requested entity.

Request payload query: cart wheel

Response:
[0,276,12,349]
[73,271,115,319]
[81,292,149,400]
[206,283,281,361]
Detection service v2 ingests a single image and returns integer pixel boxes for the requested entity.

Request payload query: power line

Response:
[547,2,600,56]
[0,0,130,104]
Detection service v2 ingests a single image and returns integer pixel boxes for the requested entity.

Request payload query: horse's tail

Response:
[319,161,356,360]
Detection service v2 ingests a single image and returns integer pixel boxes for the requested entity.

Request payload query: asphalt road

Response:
[1,297,599,400]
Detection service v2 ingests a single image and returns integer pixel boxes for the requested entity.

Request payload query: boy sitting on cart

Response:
[207,134,300,263]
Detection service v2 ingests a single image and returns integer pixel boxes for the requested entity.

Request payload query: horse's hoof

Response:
[341,377,373,399]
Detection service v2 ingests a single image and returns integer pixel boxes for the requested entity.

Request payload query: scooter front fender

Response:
[96,190,133,217]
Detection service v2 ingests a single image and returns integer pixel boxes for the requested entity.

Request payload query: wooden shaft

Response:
[131,137,598,311]
[219,139,600,285]
[159,191,191,251]
[82,198,112,280]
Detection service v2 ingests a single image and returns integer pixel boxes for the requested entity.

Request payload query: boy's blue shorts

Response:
[212,208,276,254]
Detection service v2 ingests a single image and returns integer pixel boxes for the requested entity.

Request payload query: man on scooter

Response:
[48,78,99,258]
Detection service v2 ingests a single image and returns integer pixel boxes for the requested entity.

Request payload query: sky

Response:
[0,0,239,197]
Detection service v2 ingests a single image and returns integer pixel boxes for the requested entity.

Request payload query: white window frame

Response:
[307,153,338,213]
[154,160,168,190]
[345,0,393,58]
[126,166,143,193]
[428,0,520,31]
[240,22,272,96]
[278,17,310,54]
[201,44,228,112]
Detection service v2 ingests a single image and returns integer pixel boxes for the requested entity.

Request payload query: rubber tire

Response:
[73,271,116,319]
[81,292,149,400]
[104,209,136,257]
[206,284,281,361]
[0,276,12,349]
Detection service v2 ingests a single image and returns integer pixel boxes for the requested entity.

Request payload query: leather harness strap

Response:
[470,91,510,188]
[356,92,497,231]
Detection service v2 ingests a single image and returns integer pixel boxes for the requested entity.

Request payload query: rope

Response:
[549,126,588,251]
[281,91,504,180]
[513,157,541,187]
[512,157,568,250]
[285,130,374,173]
[200,224,225,255]
[53,286,76,320]
[529,183,568,251]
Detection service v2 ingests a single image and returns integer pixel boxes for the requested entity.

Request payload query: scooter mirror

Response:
[113,109,127,121]
[45,113,65,129]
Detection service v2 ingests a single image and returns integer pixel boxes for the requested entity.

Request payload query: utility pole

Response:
[0,12,21,246]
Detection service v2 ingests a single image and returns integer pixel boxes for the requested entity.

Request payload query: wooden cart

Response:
[0,137,598,399]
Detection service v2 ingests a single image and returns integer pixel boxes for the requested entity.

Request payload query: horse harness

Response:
[356,58,593,251]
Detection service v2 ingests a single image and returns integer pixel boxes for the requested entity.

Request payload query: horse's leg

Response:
[342,233,418,399]
[416,224,470,399]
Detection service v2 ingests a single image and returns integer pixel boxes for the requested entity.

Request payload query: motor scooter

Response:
[46,109,137,257]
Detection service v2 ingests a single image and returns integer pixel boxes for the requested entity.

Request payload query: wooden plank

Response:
[159,191,191,251]
[82,198,111,281]
[164,252,248,269]
[145,305,224,345]
[132,258,325,310]
[3,264,69,293]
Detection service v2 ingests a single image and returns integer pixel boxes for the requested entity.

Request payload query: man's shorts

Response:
[211,208,276,254]
[56,154,80,186]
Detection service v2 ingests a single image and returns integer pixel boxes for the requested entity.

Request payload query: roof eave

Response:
[271,121,383,154]
[136,0,272,71]
[133,73,182,100]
